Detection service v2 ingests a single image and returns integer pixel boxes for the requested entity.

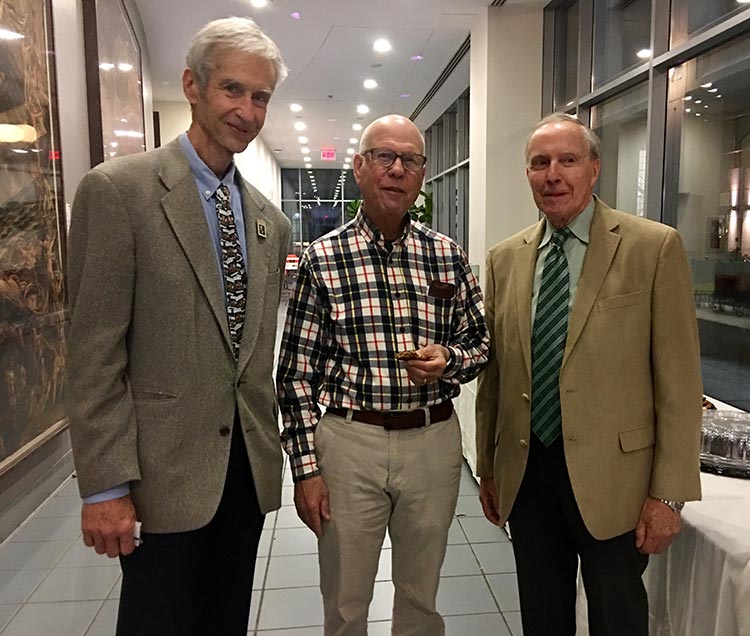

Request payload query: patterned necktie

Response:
[215,184,247,360]
[530,226,573,446]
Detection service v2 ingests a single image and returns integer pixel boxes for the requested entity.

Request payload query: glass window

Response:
[591,82,649,216]
[593,0,652,88]
[665,34,750,410]
[281,169,299,201]
[554,0,580,110]
[671,0,750,47]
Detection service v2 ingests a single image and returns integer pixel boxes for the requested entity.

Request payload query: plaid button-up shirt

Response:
[277,210,490,482]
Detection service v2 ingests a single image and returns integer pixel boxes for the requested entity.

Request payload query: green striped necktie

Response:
[531,226,573,446]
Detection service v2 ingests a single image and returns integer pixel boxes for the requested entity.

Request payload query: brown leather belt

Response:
[327,400,453,431]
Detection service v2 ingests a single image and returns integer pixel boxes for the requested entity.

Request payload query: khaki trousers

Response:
[315,410,463,636]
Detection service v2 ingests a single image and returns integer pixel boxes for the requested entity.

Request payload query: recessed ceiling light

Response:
[347,148,355,155]
[343,164,350,169]
[685,108,692,113]
[352,123,363,131]
[695,99,702,104]
[294,121,307,131]
[290,103,303,112]
[305,164,312,168]
[363,79,378,89]
[250,0,268,7]
[118,63,134,71]
[0,29,24,40]
[349,137,358,144]
[357,104,369,114]
[707,88,718,93]
[291,11,301,19]
[701,82,713,88]
[636,49,652,59]
[373,38,391,53]
[298,136,308,144]
[301,147,310,154]
[328,118,337,122]
[99,62,115,71]
[411,55,424,62]
[400,93,410,99]
[683,96,692,101]
[716,94,723,98]
[344,157,352,163]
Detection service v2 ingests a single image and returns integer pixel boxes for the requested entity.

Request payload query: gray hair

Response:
[186,17,288,89]
[524,113,601,163]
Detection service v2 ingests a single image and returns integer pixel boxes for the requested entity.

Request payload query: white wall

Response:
[154,100,282,207]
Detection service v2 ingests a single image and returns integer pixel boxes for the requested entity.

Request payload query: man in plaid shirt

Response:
[277,114,489,635]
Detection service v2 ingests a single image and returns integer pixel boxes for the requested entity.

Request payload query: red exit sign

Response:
[321,148,336,161]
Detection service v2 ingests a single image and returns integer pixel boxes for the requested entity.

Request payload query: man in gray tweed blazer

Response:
[67,17,290,636]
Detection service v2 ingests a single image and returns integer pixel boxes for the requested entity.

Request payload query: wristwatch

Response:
[659,499,684,513]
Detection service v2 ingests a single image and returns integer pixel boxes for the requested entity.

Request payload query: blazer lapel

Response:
[562,201,621,369]
[159,142,232,350]
[514,220,545,378]
[236,180,272,376]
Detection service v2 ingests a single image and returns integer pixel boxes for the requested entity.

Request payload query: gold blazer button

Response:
[522,393,530,401]
[519,439,529,448]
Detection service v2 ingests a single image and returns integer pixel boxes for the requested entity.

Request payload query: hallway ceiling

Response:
[133,0,507,168]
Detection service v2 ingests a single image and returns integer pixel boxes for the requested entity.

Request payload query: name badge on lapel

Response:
[256,221,267,239]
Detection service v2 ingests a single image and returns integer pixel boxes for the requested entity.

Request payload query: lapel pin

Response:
[256,221,267,239]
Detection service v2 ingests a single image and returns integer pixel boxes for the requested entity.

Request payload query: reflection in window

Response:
[666,34,750,410]
[593,0,652,88]
[280,168,360,254]
[554,0,579,110]
[671,0,750,48]
[591,82,649,216]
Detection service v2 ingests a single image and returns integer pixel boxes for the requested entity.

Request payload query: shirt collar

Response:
[538,197,595,250]
[178,132,237,200]
[354,205,412,248]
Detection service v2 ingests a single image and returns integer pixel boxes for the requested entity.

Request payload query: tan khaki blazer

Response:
[476,199,702,540]
[67,139,290,533]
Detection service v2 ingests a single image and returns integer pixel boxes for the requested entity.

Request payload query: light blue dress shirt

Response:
[83,134,248,504]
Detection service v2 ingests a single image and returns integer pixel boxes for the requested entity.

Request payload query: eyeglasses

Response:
[362,148,427,172]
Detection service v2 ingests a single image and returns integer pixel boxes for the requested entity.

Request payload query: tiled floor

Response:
[0,463,522,635]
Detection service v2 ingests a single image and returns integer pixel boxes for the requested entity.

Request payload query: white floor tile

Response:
[441,544,481,577]
[257,529,273,558]
[375,548,391,581]
[446,518,468,545]
[254,557,268,590]
[266,553,319,589]
[281,485,295,506]
[108,574,121,599]
[257,585,323,630]
[85,599,119,636]
[271,527,318,556]
[0,540,73,570]
[454,494,485,517]
[369,582,394,622]
[445,612,511,636]
[504,610,524,636]
[1,601,102,636]
[33,496,81,518]
[256,627,323,635]
[55,479,82,498]
[486,573,521,612]
[458,517,510,543]
[58,542,120,568]
[436,575,498,615]
[0,604,20,632]
[8,516,81,543]
[0,569,49,604]
[276,505,306,529]
[28,566,120,603]
[472,542,517,574]
[263,511,277,532]
[367,620,391,635]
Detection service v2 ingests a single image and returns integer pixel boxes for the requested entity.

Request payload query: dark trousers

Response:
[508,435,649,636]
[116,417,265,636]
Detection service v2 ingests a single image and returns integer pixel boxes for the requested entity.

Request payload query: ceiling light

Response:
[356,104,369,114]
[305,164,312,168]
[352,123,363,131]
[291,11,301,19]
[118,63,133,71]
[696,113,701,117]
[363,79,378,90]
[250,0,268,7]
[347,148,355,155]
[739,0,750,4]
[290,103,303,112]
[349,137,358,144]
[707,88,718,93]
[301,147,310,154]
[400,93,411,99]
[685,108,692,113]
[411,55,424,62]
[343,164,350,169]
[701,82,713,88]
[294,121,307,131]
[344,157,352,163]
[683,96,692,101]
[298,136,308,144]
[373,38,391,53]
[636,49,652,59]
[0,29,24,40]
[99,62,115,71]
[716,94,723,98]
[695,99,702,104]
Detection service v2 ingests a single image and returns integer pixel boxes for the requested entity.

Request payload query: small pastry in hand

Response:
[396,350,422,361]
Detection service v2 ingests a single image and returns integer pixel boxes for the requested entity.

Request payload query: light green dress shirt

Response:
[531,197,595,325]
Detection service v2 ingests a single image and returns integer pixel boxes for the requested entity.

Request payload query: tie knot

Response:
[551,226,573,249]
[216,184,230,204]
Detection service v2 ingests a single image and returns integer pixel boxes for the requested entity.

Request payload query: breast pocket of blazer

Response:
[597,290,643,312]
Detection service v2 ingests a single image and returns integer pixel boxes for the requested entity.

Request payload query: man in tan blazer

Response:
[66,18,290,636]
[475,113,702,636]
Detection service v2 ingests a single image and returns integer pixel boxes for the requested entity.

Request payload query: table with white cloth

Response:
[575,472,750,636]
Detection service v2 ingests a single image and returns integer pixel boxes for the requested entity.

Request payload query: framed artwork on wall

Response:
[0,0,68,472]
[82,0,146,166]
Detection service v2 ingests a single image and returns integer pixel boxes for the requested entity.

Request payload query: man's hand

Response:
[81,494,137,558]
[479,478,501,525]
[402,344,450,386]
[294,475,331,538]
[634,496,681,554]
